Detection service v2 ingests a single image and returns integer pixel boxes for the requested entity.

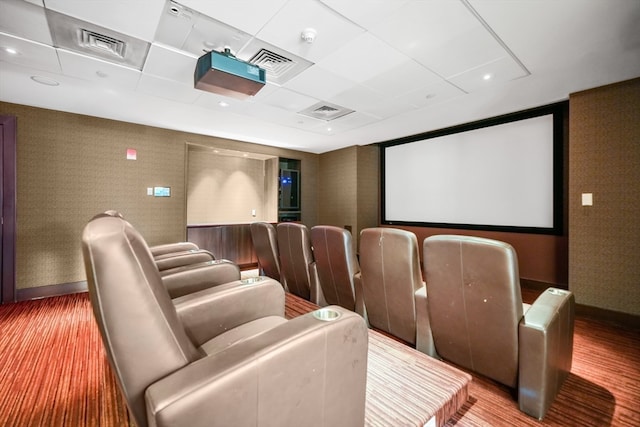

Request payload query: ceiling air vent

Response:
[298,101,354,121]
[248,49,297,85]
[79,29,126,58]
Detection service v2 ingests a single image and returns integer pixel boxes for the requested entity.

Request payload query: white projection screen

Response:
[382,105,564,234]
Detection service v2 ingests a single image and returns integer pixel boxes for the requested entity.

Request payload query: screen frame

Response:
[380,102,566,235]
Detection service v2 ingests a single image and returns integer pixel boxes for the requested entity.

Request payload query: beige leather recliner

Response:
[93,210,220,272]
[357,227,434,352]
[276,222,325,305]
[250,221,281,281]
[423,235,575,420]
[82,216,369,427]
[310,225,366,318]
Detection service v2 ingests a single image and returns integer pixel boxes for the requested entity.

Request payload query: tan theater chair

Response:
[310,225,366,318]
[423,235,575,420]
[250,221,281,281]
[276,222,325,305]
[82,216,369,427]
[357,227,434,352]
[93,210,218,271]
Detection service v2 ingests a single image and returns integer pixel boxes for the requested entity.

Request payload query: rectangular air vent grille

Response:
[248,49,297,84]
[298,102,354,121]
[79,29,126,58]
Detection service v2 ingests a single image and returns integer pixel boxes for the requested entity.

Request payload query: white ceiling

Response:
[0,0,638,154]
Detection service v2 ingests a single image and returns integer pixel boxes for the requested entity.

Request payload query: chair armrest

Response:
[160,260,241,298]
[154,250,215,271]
[308,261,327,306]
[145,307,368,427]
[415,285,437,357]
[518,288,575,420]
[352,272,369,326]
[150,242,199,257]
[173,277,285,345]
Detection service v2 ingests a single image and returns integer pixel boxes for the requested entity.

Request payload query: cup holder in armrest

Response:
[241,276,264,285]
[312,308,342,321]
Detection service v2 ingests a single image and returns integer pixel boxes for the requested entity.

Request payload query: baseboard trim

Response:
[575,303,640,331]
[16,281,87,302]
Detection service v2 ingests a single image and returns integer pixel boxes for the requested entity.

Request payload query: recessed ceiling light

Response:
[30,76,60,86]
[218,101,229,107]
[327,127,332,132]
[4,47,18,55]
[483,73,492,81]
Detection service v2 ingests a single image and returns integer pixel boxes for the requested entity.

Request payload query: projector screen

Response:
[382,104,564,234]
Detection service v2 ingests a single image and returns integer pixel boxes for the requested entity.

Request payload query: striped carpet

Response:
[1,291,639,426]
[0,293,132,427]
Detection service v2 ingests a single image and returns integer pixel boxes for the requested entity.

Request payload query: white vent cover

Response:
[298,101,354,121]
[79,29,126,58]
[248,49,296,82]
[239,39,313,86]
[46,9,149,70]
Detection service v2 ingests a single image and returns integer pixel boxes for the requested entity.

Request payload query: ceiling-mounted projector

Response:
[194,48,266,99]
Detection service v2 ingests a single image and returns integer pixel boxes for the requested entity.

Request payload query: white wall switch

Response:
[147,187,153,196]
[251,209,256,217]
[581,193,593,206]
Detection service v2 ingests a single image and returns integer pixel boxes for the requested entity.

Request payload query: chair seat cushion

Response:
[200,316,288,356]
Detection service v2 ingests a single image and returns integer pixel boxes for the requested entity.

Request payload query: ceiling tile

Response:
[0,0,52,45]
[58,50,141,90]
[180,0,289,35]
[319,0,410,29]
[357,97,416,120]
[43,0,164,42]
[260,87,318,112]
[183,11,253,57]
[329,84,386,112]
[448,56,529,93]
[362,59,443,98]
[317,32,409,84]
[0,33,61,74]
[371,0,505,78]
[283,65,355,100]
[137,73,201,103]
[317,111,379,135]
[255,0,365,63]
[398,80,465,109]
[143,43,197,84]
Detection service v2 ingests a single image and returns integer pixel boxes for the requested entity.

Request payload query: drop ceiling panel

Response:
[179,0,289,35]
[143,43,197,84]
[261,87,318,112]
[318,111,379,135]
[398,80,465,109]
[58,50,141,90]
[358,97,416,120]
[182,13,253,57]
[371,0,506,78]
[361,59,444,98]
[0,33,61,74]
[0,0,52,45]
[43,0,165,42]
[255,0,365,63]
[448,56,528,93]
[284,66,355,100]
[317,32,409,84]
[329,84,385,113]
[319,0,410,29]
[137,74,201,103]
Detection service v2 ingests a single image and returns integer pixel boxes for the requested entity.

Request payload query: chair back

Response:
[359,227,422,344]
[276,222,313,300]
[423,234,523,387]
[250,222,281,281]
[82,216,200,427]
[310,225,360,311]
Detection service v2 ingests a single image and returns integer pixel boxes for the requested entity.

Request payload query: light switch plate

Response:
[581,193,593,206]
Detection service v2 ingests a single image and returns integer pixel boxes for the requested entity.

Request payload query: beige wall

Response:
[317,145,379,247]
[0,102,319,290]
[186,147,278,224]
[569,78,640,316]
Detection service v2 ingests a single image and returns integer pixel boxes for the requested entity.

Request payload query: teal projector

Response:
[195,49,266,99]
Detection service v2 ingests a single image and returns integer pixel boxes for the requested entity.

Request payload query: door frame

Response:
[1,115,17,304]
